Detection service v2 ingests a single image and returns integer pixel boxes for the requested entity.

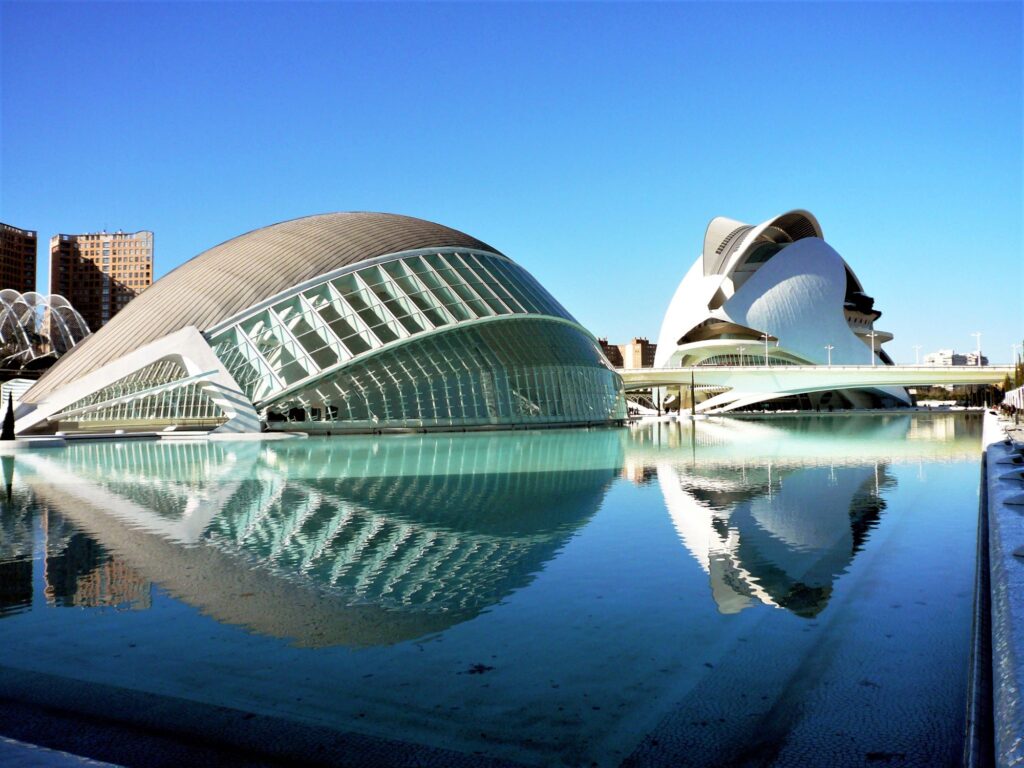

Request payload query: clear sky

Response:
[1,1,1021,362]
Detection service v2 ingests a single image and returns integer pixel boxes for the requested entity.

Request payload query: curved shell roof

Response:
[702,210,823,277]
[26,212,500,403]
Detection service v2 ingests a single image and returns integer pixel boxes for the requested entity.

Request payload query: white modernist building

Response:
[654,210,910,411]
[15,213,624,435]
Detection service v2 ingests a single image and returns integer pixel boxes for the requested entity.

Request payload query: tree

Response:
[1016,338,1024,388]
[1,392,14,441]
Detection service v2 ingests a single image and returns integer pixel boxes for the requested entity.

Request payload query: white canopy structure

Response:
[0,290,91,374]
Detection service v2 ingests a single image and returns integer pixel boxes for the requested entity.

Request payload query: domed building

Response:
[16,213,624,435]
[654,209,910,411]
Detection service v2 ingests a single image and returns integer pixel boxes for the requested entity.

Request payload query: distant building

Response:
[49,230,153,330]
[0,222,37,294]
[923,349,989,366]
[598,337,657,369]
[598,338,624,367]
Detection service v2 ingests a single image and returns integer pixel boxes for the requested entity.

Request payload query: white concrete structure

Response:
[0,290,90,369]
[620,364,1014,412]
[15,213,623,435]
[654,210,910,410]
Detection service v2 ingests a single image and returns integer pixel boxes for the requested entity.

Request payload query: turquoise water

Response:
[0,413,982,766]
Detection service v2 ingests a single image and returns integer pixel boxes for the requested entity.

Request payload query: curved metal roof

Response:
[26,212,500,403]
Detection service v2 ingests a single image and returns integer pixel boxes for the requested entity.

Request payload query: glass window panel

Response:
[412,262,472,321]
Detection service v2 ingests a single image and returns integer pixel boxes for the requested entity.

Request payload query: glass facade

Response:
[267,318,624,429]
[52,359,225,431]
[207,248,623,430]
[696,354,800,367]
[207,250,577,407]
[39,249,623,434]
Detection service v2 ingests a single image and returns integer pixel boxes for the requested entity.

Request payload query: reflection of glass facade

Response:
[207,248,623,430]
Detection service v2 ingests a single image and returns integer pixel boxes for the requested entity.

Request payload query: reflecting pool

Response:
[0,413,983,766]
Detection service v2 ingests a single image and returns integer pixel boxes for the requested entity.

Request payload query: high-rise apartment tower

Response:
[49,230,153,329]
[0,222,37,293]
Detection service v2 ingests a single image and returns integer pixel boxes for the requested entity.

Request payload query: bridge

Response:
[620,365,1015,413]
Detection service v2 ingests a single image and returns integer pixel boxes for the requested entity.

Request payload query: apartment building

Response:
[0,222,37,293]
[49,230,153,329]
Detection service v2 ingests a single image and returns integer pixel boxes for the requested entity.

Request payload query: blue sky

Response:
[2,1,1021,362]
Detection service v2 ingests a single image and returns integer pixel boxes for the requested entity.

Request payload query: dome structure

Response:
[655,209,909,411]
[17,213,624,435]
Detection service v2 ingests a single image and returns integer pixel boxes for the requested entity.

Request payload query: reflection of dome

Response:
[19,213,623,435]
[660,460,892,618]
[18,429,623,646]
[654,210,910,411]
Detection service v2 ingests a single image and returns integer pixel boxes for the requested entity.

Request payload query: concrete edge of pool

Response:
[980,411,1024,768]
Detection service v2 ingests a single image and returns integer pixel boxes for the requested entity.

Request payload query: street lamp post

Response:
[760,333,771,367]
[867,331,878,366]
[824,344,834,367]
[913,344,922,365]
[972,332,983,366]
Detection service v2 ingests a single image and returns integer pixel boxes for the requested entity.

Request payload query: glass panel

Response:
[424,253,493,318]
[265,319,625,428]
[411,260,472,321]
[332,275,401,344]
[465,253,528,313]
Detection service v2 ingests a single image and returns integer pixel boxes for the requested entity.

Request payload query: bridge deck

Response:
[620,365,1014,391]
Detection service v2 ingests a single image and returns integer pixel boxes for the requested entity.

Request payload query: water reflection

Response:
[628,414,979,617]
[661,461,891,616]
[1,413,981,641]
[13,430,624,646]
[0,476,151,617]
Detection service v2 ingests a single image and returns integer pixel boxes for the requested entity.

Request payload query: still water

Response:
[0,413,982,766]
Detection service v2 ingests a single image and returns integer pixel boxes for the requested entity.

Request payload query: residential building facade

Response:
[923,349,989,367]
[49,230,153,330]
[598,337,657,369]
[0,222,37,293]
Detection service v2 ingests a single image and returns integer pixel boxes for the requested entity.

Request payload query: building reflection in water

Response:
[0,456,151,617]
[2,413,980,634]
[627,414,979,618]
[660,460,891,617]
[14,430,625,646]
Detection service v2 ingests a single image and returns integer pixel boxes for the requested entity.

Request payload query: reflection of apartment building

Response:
[923,349,989,367]
[49,230,153,330]
[0,221,37,293]
[42,521,151,609]
[598,337,657,369]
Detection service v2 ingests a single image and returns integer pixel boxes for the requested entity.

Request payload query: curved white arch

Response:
[0,291,91,366]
